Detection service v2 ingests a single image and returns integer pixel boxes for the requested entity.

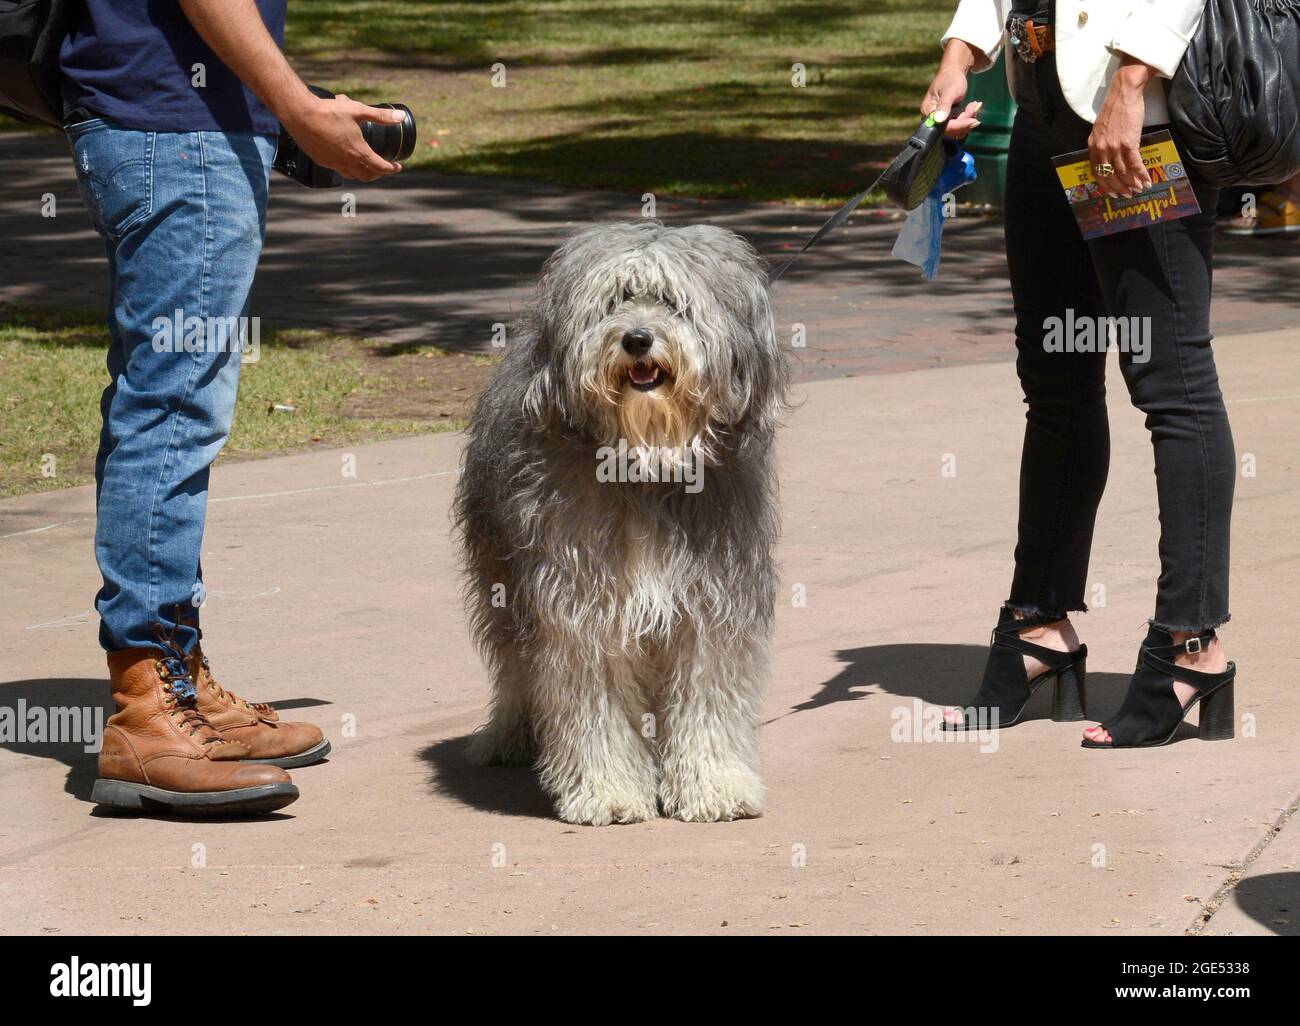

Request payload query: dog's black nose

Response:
[621,328,653,355]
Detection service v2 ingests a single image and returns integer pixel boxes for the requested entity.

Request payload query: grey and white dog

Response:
[453,220,788,825]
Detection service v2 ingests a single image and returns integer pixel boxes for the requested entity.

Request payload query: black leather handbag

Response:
[1168,0,1300,186]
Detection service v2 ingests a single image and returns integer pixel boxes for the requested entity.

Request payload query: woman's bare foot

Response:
[944,614,1080,726]
[1082,630,1230,743]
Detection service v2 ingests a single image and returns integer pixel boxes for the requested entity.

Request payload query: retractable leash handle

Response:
[881,112,954,211]
[768,112,955,284]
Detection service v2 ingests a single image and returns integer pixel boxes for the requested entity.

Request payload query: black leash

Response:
[766,169,888,284]
[767,113,952,285]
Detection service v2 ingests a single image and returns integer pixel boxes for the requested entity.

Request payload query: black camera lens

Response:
[274,87,418,187]
[362,103,416,163]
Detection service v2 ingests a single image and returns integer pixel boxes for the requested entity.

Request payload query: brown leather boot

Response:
[190,643,331,769]
[93,648,298,815]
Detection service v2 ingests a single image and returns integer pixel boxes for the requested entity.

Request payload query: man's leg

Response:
[70,123,296,813]
[93,254,125,506]
[87,128,275,653]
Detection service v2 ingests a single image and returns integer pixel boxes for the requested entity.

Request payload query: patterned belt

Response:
[1007,15,1055,63]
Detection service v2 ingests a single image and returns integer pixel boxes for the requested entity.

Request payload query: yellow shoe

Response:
[1222,191,1300,236]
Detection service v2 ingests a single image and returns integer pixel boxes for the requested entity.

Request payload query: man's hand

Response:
[1089,57,1156,198]
[922,39,984,139]
[280,93,405,182]
[178,0,404,181]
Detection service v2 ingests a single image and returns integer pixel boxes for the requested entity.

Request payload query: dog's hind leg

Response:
[531,638,659,826]
[467,650,536,767]
[658,629,768,823]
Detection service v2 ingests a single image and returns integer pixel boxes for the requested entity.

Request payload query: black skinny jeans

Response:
[1003,53,1235,631]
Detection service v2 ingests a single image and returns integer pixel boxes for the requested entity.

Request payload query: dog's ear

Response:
[522,363,555,429]
[521,316,583,432]
[730,271,790,442]
[498,315,560,432]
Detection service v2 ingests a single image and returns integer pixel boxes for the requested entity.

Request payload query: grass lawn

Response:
[0,303,493,499]
[3,2,956,202]
[285,0,955,204]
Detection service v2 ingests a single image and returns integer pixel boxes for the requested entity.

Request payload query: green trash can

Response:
[961,51,1016,208]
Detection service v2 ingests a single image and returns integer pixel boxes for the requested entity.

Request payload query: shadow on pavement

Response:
[86,807,297,823]
[786,642,1198,741]
[1229,872,1300,936]
[0,677,110,801]
[419,734,554,820]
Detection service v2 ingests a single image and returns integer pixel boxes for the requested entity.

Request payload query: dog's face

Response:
[525,221,786,458]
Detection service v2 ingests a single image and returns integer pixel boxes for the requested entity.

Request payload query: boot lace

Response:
[153,621,223,745]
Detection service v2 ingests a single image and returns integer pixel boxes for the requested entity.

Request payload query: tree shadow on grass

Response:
[436,128,902,202]
[296,45,719,74]
[284,0,940,65]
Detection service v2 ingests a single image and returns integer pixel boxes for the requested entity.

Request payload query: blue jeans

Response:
[67,120,276,653]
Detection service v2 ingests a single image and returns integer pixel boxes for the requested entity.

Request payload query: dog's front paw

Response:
[661,763,765,823]
[553,778,659,826]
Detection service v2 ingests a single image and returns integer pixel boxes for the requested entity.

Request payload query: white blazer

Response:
[941,1,1206,125]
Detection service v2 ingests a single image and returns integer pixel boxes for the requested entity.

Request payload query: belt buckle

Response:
[1008,15,1039,64]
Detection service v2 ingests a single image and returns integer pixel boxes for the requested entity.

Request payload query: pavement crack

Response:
[1186,784,1300,935]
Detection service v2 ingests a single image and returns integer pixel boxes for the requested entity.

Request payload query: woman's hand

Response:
[1089,57,1157,198]
[922,39,984,139]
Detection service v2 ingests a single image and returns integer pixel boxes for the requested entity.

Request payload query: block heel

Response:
[1197,680,1235,741]
[1052,660,1087,722]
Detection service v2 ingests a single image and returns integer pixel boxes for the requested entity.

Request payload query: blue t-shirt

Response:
[60,1,288,134]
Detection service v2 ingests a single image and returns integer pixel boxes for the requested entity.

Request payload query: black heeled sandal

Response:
[944,604,1087,731]
[1081,626,1236,749]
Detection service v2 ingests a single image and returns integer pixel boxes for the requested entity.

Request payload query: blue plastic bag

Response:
[891,144,977,280]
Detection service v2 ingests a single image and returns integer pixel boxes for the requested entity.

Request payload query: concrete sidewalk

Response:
[1,327,1297,935]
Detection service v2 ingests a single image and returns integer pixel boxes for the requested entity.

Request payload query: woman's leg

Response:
[1082,177,1235,741]
[1004,107,1112,621]
[945,105,1109,725]
[1005,107,1113,658]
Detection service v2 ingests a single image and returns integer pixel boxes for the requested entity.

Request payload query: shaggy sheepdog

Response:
[453,220,787,825]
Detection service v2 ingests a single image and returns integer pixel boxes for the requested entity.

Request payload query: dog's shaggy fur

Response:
[453,220,787,825]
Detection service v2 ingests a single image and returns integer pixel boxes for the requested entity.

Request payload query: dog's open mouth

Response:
[627,359,667,392]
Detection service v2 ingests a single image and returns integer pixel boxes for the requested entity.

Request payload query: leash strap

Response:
[767,112,957,284]
[767,169,887,285]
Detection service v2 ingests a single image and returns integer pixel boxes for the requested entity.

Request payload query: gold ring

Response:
[1095,162,1115,178]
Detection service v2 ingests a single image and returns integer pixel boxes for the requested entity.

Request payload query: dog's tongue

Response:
[629,362,658,385]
